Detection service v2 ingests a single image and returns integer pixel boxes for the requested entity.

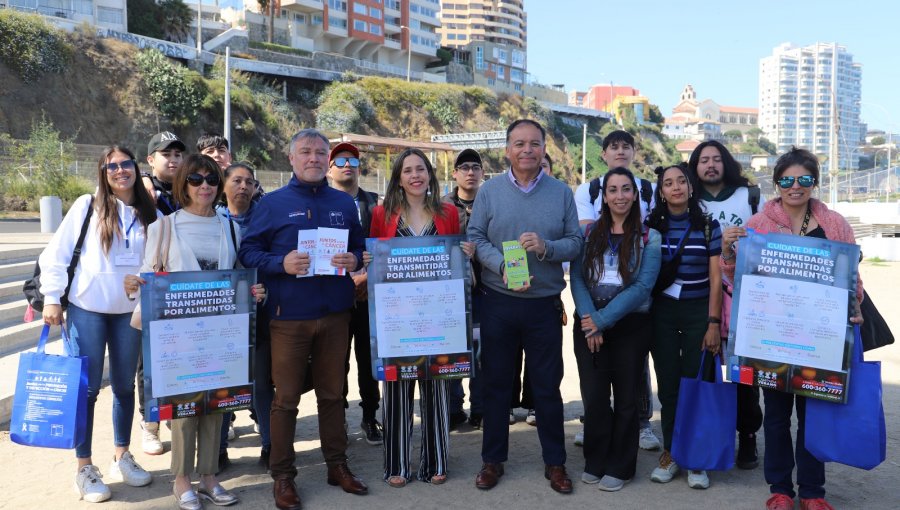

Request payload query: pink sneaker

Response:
[800,498,834,510]
[766,493,795,510]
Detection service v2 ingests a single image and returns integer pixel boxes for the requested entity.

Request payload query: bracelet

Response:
[707,316,721,324]
[721,252,734,262]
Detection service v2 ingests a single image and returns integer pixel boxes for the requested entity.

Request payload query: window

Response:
[328,16,347,28]
[354,19,367,31]
[475,46,484,70]
[386,0,400,9]
[370,24,382,35]
[97,6,123,24]
[369,7,382,19]
[73,0,93,15]
[353,3,367,14]
[328,0,347,11]
[496,65,505,80]
[312,14,324,25]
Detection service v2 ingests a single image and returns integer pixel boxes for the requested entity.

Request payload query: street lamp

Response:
[399,25,411,82]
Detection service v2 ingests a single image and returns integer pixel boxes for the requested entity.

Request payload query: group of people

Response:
[37,119,862,510]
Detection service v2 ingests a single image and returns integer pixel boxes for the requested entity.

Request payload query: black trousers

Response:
[574,313,651,480]
[343,301,381,421]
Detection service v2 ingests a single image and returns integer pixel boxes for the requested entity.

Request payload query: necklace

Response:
[798,205,811,236]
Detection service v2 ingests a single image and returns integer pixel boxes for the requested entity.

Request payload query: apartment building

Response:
[759,42,862,171]
[438,0,528,93]
[5,0,127,32]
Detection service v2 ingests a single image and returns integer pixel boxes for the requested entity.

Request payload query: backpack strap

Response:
[747,185,760,215]
[640,179,653,208]
[588,177,602,205]
[65,196,95,297]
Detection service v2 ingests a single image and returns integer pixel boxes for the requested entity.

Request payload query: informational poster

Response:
[140,269,256,420]
[725,230,860,403]
[366,235,473,381]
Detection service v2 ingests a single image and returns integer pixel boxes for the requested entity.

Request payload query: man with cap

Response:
[442,148,485,428]
[142,131,186,216]
[328,141,384,446]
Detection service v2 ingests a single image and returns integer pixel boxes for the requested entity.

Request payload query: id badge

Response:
[599,268,622,286]
[662,282,682,299]
[115,252,140,266]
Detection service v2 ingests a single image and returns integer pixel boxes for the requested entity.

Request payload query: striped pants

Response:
[382,379,450,483]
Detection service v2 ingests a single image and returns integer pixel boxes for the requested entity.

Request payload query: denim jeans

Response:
[67,304,141,459]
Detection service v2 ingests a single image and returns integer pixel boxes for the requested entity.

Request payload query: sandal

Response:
[387,476,407,488]
[431,474,447,485]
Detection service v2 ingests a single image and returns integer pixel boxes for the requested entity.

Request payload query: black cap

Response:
[454,148,482,168]
[147,131,186,155]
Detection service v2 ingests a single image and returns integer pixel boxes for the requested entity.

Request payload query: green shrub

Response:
[316,82,374,132]
[136,49,206,123]
[249,41,312,58]
[0,10,71,83]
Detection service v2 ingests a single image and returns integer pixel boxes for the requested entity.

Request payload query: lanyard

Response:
[607,236,623,255]
[666,227,691,259]
[119,211,138,249]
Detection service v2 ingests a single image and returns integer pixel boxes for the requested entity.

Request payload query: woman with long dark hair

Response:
[367,148,471,488]
[644,163,722,489]
[721,147,863,510]
[40,146,158,502]
[570,167,661,491]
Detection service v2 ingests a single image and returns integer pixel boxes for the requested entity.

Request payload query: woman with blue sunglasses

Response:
[721,147,864,510]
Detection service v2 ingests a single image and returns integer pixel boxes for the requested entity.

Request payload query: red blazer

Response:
[369,203,460,238]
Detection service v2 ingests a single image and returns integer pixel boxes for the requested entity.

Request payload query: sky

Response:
[525,0,900,133]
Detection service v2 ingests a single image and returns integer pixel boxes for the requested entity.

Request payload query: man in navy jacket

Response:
[239,129,368,510]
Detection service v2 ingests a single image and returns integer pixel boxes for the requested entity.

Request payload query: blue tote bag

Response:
[805,325,886,470]
[10,322,89,449]
[671,352,737,471]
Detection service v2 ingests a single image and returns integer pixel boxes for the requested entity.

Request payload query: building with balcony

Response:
[5,0,127,32]
[437,1,528,94]
[759,42,862,172]
[223,0,441,75]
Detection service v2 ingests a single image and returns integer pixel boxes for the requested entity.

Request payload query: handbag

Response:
[859,290,894,352]
[805,325,886,470]
[10,321,89,449]
[130,214,172,330]
[23,197,94,313]
[671,352,737,471]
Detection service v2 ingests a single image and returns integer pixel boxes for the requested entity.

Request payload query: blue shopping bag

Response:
[10,322,89,449]
[805,325,886,470]
[671,352,737,471]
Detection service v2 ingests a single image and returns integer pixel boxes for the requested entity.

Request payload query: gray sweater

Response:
[467,171,582,298]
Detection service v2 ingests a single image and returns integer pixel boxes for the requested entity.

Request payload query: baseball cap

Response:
[147,131,187,155]
[330,142,360,162]
[454,148,482,168]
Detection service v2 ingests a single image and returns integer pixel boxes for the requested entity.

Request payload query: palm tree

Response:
[156,0,192,43]
[257,0,275,44]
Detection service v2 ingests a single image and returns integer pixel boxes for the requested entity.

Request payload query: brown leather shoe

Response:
[544,465,573,494]
[475,462,504,490]
[327,463,368,495]
[273,477,302,510]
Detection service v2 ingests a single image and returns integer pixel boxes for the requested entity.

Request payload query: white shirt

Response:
[574,177,656,222]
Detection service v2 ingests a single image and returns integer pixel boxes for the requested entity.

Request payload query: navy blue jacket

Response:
[239,175,365,320]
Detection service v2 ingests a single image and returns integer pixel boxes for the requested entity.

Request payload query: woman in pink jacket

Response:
[720,147,863,510]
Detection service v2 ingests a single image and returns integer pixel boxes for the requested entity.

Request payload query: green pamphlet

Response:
[502,240,529,289]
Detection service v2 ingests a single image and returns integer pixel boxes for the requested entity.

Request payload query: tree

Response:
[157,0,192,43]
[724,129,744,143]
[871,136,886,146]
[746,127,764,141]
[758,136,776,155]
[257,0,274,44]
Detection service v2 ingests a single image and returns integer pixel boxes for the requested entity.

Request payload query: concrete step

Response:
[0,319,52,357]
[0,299,27,324]
[0,246,44,264]
[0,260,33,280]
[0,279,25,300]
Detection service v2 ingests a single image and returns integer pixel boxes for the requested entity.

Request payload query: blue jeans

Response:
[67,304,141,459]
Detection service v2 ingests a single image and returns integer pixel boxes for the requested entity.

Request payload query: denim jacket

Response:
[570,226,661,332]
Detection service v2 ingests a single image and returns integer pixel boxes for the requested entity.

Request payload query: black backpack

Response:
[589,177,653,209]
[747,185,761,215]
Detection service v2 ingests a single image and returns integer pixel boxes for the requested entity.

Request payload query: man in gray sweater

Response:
[468,119,582,494]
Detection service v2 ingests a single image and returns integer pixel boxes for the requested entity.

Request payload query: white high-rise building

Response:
[759,42,862,172]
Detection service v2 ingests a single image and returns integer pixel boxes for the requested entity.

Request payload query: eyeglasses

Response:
[229,177,259,188]
[333,157,360,168]
[776,175,816,189]
[103,160,136,173]
[186,173,221,187]
[455,164,483,174]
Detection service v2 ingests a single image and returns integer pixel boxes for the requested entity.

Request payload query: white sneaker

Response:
[74,465,111,503]
[525,409,536,426]
[581,472,600,484]
[687,470,709,489]
[508,410,516,425]
[227,422,236,441]
[597,475,628,492]
[108,451,152,487]
[574,428,584,447]
[649,451,680,483]
[639,426,661,451]
[141,421,163,455]
[253,421,260,434]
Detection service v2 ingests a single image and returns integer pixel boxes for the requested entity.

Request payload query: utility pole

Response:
[224,46,231,144]
[581,123,587,183]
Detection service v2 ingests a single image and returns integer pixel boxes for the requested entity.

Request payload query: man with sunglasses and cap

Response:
[442,148,486,429]
[328,142,384,447]
[142,131,186,216]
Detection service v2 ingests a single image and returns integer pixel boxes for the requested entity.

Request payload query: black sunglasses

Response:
[186,173,221,187]
[776,175,816,189]
[333,157,360,168]
[103,160,136,173]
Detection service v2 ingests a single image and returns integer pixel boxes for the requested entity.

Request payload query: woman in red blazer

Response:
[368,148,469,488]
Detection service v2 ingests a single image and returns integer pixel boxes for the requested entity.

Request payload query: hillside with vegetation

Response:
[0,11,681,210]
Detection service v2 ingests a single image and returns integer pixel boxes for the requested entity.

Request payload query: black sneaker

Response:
[258,446,271,473]
[448,410,468,431]
[467,412,483,430]
[217,450,230,474]
[737,433,759,469]
[361,419,384,445]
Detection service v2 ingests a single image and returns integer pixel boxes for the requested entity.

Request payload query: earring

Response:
[661,197,666,203]
[426,188,432,196]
